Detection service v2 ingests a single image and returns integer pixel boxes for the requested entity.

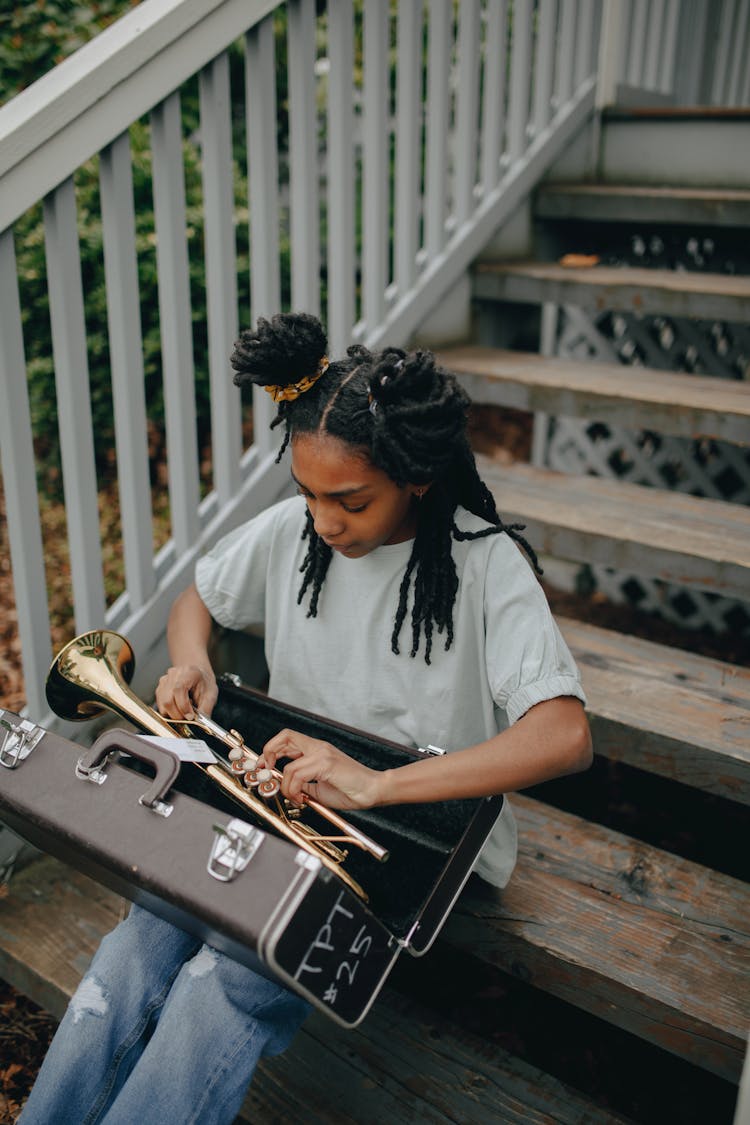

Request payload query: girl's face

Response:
[291,432,422,558]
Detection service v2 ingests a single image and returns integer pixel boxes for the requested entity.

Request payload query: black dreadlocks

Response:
[230,312,541,663]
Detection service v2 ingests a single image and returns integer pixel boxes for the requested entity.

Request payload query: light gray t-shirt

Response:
[196,495,585,887]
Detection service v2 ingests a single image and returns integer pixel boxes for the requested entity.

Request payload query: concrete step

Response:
[535,183,750,228]
[479,457,750,602]
[437,345,750,445]
[473,260,750,322]
[558,615,750,805]
[444,793,750,1084]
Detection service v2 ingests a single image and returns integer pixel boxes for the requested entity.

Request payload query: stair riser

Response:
[535,189,750,229]
[599,117,750,190]
[473,272,750,323]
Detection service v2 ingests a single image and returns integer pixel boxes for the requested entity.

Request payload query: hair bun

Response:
[230,313,327,391]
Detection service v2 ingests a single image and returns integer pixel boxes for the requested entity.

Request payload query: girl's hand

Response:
[260,729,384,810]
[155,664,218,720]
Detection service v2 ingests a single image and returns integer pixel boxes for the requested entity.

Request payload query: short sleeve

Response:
[195,500,291,630]
[483,537,585,725]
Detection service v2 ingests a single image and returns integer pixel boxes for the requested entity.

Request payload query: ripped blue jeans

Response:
[20,904,310,1125]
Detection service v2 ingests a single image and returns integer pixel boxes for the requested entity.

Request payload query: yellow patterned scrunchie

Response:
[264,356,330,403]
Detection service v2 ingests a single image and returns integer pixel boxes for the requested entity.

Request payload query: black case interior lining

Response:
[196,684,486,937]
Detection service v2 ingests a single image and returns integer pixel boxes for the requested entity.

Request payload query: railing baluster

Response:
[627,0,649,88]
[0,229,52,714]
[726,0,750,105]
[362,0,389,333]
[531,0,556,139]
[574,0,595,88]
[454,0,481,225]
[481,0,508,192]
[245,17,281,451]
[742,14,750,105]
[424,0,452,260]
[394,0,422,296]
[199,53,241,506]
[327,0,355,356]
[151,93,201,556]
[711,0,736,105]
[555,0,577,107]
[288,0,321,315]
[99,132,156,610]
[643,0,666,91]
[659,0,680,96]
[507,0,533,162]
[43,178,107,632]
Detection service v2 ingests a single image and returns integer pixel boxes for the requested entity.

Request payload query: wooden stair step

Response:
[444,794,750,1083]
[535,183,750,228]
[0,855,634,1125]
[0,855,124,1021]
[473,260,750,322]
[438,345,750,445]
[480,458,750,602]
[244,987,634,1125]
[558,615,750,805]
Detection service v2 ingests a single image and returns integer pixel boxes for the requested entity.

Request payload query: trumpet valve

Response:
[248,766,281,799]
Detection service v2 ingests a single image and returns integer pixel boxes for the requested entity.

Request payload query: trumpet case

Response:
[0,676,501,1027]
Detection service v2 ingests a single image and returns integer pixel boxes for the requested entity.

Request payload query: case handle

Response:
[78,727,181,815]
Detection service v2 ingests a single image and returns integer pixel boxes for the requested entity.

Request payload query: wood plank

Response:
[473,260,750,322]
[244,988,635,1125]
[438,345,750,445]
[535,184,750,228]
[480,458,750,601]
[558,616,750,804]
[0,855,632,1125]
[443,795,750,1083]
[0,856,124,1021]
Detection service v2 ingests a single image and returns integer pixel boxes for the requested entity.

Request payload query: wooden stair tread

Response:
[480,458,750,601]
[473,260,750,321]
[535,183,750,227]
[0,856,124,1021]
[438,345,750,444]
[244,988,634,1125]
[445,794,750,1083]
[558,615,750,804]
[0,855,633,1125]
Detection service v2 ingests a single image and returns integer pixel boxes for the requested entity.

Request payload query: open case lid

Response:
[211,675,503,955]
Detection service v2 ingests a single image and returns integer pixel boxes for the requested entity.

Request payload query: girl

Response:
[21,313,591,1125]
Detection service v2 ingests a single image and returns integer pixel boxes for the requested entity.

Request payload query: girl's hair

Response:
[231,312,540,663]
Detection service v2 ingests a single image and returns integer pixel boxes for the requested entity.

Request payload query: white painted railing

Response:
[0,0,744,723]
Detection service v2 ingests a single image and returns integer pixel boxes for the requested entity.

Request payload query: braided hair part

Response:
[230,312,541,662]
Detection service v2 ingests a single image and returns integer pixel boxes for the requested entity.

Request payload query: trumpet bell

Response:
[46,630,137,723]
[45,629,380,902]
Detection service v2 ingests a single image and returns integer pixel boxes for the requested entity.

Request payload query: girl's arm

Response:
[155,583,219,718]
[260,696,592,810]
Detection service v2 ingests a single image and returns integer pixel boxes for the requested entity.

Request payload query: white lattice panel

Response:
[539,301,750,636]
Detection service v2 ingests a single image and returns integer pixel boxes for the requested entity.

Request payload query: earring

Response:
[416,487,425,500]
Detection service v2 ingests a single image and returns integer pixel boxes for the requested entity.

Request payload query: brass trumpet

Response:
[46,630,388,901]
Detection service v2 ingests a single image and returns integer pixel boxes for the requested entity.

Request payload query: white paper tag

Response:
[139,735,217,764]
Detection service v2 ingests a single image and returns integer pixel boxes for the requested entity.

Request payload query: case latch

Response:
[208,818,264,882]
[0,713,45,769]
[416,743,446,757]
